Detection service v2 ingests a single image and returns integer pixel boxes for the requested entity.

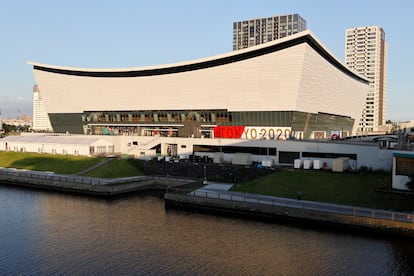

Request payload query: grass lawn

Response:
[1,151,412,211]
[0,151,103,174]
[231,170,414,212]
[82,159,144,178]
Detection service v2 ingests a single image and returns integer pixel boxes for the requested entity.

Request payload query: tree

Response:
[2,123,17,133]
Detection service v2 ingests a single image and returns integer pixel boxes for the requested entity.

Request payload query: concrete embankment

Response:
[0,168,198,196]
[164,192,414,237]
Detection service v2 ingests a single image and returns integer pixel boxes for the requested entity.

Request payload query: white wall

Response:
[0,141,90,156]
[1,134,393,171]
[0,135,114,156]
[104,135,393,171]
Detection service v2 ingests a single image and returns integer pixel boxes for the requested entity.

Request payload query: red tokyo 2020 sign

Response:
[213,126,292,140]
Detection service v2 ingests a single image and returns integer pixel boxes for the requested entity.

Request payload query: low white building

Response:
[0,135,114,156]
[0,133,395,172]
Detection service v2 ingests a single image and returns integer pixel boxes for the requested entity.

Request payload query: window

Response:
[302,152,357,160]
[396,157,414,176]
[313,131,325,139]
[96,146,106,153]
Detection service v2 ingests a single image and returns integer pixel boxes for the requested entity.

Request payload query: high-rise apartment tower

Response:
[233,14,306,50]
[345,26,388,133]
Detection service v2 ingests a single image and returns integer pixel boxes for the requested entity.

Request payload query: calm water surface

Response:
[1,185,413,275]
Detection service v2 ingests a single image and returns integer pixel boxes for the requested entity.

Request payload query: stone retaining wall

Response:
[0,169,198,196]
[164,193,414,237]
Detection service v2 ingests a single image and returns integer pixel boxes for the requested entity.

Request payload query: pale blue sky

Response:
[0,0,412,121]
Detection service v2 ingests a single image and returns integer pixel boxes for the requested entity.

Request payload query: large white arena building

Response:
[28,30,368,140]
[11,30,392,170]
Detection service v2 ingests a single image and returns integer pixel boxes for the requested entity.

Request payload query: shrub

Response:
[406,175,414,191]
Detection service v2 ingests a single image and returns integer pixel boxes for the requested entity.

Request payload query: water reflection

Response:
[0,185,413,275]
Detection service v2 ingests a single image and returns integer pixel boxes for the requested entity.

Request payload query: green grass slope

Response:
[232,170,413,211]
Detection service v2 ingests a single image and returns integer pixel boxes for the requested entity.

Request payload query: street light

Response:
[203,165,207,184]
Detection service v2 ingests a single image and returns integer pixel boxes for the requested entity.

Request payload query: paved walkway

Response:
[73,158,115,175]
[197,182,233,192]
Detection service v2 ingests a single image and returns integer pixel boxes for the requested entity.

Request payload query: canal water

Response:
[1,185,413,275]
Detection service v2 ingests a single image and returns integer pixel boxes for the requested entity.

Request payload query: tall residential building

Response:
[233,14,306,50]
[32,84,53,132]
[345,26,388,133]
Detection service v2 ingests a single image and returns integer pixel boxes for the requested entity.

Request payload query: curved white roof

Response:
[28,30,368,83]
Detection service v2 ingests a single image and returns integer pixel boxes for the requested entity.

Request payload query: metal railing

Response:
[394,144,414,151]
[0,168,150,186]
[0,168,198,187]
[182,189,414,224]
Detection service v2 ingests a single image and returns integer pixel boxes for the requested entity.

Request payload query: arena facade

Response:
[28,30,368,140]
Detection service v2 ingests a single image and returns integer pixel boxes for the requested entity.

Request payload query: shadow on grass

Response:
[232,170,414,212]
[10,156,103,174]
[82,159,144,178]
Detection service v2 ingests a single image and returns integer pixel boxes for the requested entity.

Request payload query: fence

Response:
[0,168,152,186]
[178,189,414,224]
[0,168,198,187]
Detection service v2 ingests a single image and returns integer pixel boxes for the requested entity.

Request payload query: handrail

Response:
[0,168,197,187]
[173,189,414,224]
[140,136,161,147]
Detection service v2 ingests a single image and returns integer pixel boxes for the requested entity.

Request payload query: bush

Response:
[406,175,414,191]
[359,166,372,174]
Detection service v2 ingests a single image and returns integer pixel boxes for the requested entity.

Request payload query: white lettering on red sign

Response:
[242,127,292,140]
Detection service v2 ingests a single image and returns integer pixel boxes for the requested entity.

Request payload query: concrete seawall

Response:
[164,192,414,237]
[2,167,413,237]
[0,168,198,196]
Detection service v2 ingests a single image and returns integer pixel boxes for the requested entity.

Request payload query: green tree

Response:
[2,123,17,133]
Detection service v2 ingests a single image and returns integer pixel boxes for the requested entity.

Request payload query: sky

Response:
[0,0,413,121]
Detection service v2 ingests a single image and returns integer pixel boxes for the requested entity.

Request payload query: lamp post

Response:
[203,165,207,184]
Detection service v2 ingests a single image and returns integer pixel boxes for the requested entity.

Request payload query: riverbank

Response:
[1,152,413,237]
[1,166,413,237]
[164,184,414,238]
[0,167,199,196]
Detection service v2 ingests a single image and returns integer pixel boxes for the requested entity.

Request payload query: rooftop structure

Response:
[233,14,306,50]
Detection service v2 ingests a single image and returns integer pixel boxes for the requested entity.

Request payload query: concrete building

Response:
[28,30,368,140]
[345,26,388,134]
[32,84,53,132]
[233,14,306,50]
[394,120,414,133]
[2,116,32,128]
